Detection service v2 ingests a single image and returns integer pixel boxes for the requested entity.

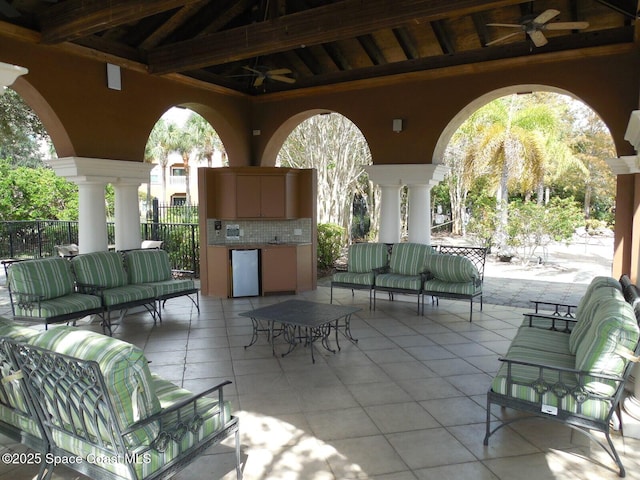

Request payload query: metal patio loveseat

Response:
[0,317,241,479]
[484,274,640,477]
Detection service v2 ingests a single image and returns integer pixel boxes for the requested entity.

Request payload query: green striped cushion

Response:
[51,374,234,479]
[125,249,172,284]
[375,273,422,291]
[143,279,196,297]
[71,251,128,288]
[424,253,479,283]
[332,271,375,286]
[508,327,571,355]
[9,257,75,300]
[575,296,638,389]
[491,361,614,421]
[423,278,480,296]
[569,286,624,354]
[389,243,433,276]
[28,328,161,447]
[101,285,156,307]
[347,243,388,273]
[0,321,41,438]
[0,316,39,341]
[13,293,102,318]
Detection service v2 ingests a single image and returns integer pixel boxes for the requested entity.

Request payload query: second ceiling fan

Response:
[486,9,589,47]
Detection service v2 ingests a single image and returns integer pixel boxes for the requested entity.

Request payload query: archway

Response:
[433,86,616,276]
[272,110,374,242]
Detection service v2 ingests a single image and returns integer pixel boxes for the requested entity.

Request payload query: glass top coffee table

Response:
[240,300,361,363]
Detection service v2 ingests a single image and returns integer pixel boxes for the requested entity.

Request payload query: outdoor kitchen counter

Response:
[205,243,314,297]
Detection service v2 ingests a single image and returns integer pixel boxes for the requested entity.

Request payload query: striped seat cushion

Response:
[569,284,624,354]
[423,278,480,296]
[125,249,172,284]
[491,356,615,422]
[13,293,102,318]
[332,271,375,287]
[347,243,388,273]
[389,243,433,276]
[52,374,233,479]
[424,253,479,283]
[375,273,422,291]
[28,328,161,447]
[143,279,196,297]
[0,319,41,439]
[508,327,571,355]
[101,285,156,307]
[9,257,75,300]
[72,251,128,288]
[575,296,638,395]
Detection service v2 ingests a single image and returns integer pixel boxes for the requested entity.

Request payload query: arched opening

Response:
[274,111,374,243]
[143,106,228,212]
[433,87,616,278]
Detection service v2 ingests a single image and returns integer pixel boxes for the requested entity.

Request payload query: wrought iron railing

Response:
[0,220,199,275]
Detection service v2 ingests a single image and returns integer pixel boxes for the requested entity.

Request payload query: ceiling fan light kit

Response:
[486,9,590,48]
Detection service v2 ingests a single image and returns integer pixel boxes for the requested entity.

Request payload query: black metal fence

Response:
[0,219,200,276]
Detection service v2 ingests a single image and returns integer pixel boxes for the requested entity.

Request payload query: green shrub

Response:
[317,223,345,270]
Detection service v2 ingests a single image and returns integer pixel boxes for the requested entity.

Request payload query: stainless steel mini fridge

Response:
[231,249,260,297]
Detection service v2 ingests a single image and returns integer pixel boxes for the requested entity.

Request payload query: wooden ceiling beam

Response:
[147,0,527,74]
[139,0,209,50]
[393,27,419,60]
[39,0,202,44]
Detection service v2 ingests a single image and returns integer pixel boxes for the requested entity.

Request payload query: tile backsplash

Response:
[207,218,312,245]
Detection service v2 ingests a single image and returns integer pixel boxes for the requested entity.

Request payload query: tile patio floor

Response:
[0,283,639,480]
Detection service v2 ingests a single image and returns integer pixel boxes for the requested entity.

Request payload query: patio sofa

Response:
[122,248,200,321]
[421,246,487,321]
[373,243,435,314]
[330,242,389,309]
[0,317,241,479]
[3,257,104,329]
[484,274,640,477]
[71,251,158,335]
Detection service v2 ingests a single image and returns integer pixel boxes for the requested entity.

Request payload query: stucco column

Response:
[77,181,109,253]
[366,164,449,245]
[378,185,402,243]
[406,165,449,244]
[47,157,153,253]
[113,182,143,251]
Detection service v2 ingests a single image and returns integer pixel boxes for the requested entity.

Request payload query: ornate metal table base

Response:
[240,300,361,363]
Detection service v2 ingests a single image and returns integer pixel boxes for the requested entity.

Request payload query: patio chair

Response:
[373,243,435,314]
[330,243,389,309]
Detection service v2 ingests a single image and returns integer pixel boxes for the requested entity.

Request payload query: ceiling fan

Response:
[486,9,589,48]
[240,66,296,87]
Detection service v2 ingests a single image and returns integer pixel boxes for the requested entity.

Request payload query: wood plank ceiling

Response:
[1,0,637,95]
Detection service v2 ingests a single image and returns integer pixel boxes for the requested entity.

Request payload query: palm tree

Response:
[145,119,173,205]
[187,114,225,168]
[466,96,556,250]
[166,123,195,205]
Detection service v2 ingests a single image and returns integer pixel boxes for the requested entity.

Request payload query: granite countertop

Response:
[209,242,311,248]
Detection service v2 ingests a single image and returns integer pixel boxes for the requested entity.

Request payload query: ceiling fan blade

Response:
[253,75,265,87]
[267,68,292,75]
[544,21,589,30]
[534,9,560,25]
[269,74,296,84]
[486,23,522,28]
[0,0,20,18]
[242,66,262,75]
[485,31,522,46]
[528,29,548,47]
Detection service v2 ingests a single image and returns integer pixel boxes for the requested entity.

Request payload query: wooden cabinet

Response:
[236,174,295,219]
[261,246,297,294]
